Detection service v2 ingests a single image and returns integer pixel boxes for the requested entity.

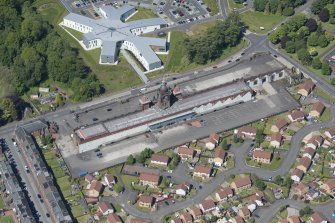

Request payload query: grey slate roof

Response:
[63,5,167,65]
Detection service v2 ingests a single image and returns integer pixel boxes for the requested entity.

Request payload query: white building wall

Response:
[122,41,150,70]
[63,19,93,33]
[131,25,161,36]
[87,39,102,49]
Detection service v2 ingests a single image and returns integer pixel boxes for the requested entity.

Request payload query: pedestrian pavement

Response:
[121,49,150,84]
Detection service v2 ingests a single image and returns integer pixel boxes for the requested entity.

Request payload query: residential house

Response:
[288,110,305,122]
[204,133,221,150]
[181,212,193,223]
[321,178,335,194]
[310,212,328,223]
[139,173,160,187]
[291,182,308,197]
[98,201,114,215]
[309,101,325,117]
[297,79,315,97]
[87,180,103,198]
[238,206,250,218]
[235,125,257,139]
[85,173,94,183]
[193,165,212,179]
[213,148,227,167]
[129,219,150,223]
[215,186,234,202]
[104,174,116,187]
[190,207,202,220]
[324,127,335,140]
[250,191,265,206]
[231,176,252,193]
[171,218,183,223]
[30,92,40,100]
[306,135,324,149]
[138,195,155,208]
[199,199,216,213]
[177,146,195,160]
[229,216,245,223]
[291,168,304,182]
[271,119,289,133]
[175,182,190,196]
[270,132,283,148]
[150,154,170,166]
[107,213,122,223]
[303,147,316,160]
[253,150,272,164]
[297,157,312,173]
[287,215,301,223]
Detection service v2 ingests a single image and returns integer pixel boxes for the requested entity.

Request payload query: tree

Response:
[305,18,318,32]
[299,206,313,217]
[307,33,320,46]
[0,98,17,122]
[113,182,123,193]
[55,94,64,107]
[221,139,229,150]
[331,78,335,85]
[312,57,322,69]
[319,8,330,22]
[126,155,135,165]
[322,62,332,75]
[280,35,290,48]
[326,3,335,17]
[251,174,266,190]
[330,18,335,24]
[255,128,264,146]
[285,41,296,53]
[264,2,270,15]
[276,3,283,15]
[274,175,283,185]
[283,7,295,16]
[297,49,312,65]
[254,0,268,11]
[318,34,329,47]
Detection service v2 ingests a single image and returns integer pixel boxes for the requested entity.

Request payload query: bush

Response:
[312,57,322,69]
[330,18,335,24]
[309,50,318,57]
[318,35,329,47]
[331,78,335,85]
[322,62,332,75]
[283,7,295,16]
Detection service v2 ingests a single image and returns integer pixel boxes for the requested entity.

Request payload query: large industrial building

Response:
[74,81,254,152]
[62,5,168,71]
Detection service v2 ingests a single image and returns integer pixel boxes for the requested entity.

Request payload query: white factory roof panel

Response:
[76,123,107,139]
[99,81,250,134]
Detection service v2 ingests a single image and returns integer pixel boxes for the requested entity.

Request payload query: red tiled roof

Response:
[238,125,257,135]
[138,195,155,205]
[325,178,335,190]
[214,148,227,159]
[107,213,122,223]
[310,212,327,223]
[200,199,216,211]
[300,79,315,92]
[326,127,335,137]
[216,187,233,200]
[298,157,312,169]
[139,173,160,183]
[151,154,169,164]
[99,201,113,213]
[288,215,301,223]
[194,165,212,175]
[292,168,304,178]
[89,180,103,192]
[181,212,193,222]
[273,118,289,130]
[290,110,305,120]
[233,176,252,188]
[105,174,116,184]
[253,150,272,160]
[311,101,325,114]
[271,132,283,142]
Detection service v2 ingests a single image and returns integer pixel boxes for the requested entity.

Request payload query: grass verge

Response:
[241,11,284,34]
[127,7,158,22]
[203,0,220,15]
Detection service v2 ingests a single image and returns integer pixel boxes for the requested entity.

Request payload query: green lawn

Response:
[76,215,91,223]
[314,87,335,103]
[241,11,284,34]
[127,8,158,22]
[0,216,15,223]
[71,205,85,218]
[320,107,331,122]
[189,20,218,36]
[63,27,83,41]
[34,0,142,94]
[0,197,5,209]
[121,175,139,189]
[148,31,248,79]
[227,0,244,10]
[247,157,283,170]
[203,0,220,15]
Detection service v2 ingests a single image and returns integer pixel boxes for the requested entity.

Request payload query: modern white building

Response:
[62,5,168,71]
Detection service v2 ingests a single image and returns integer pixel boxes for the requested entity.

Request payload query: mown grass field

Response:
[241,11,284,34]
[127,7,158,22]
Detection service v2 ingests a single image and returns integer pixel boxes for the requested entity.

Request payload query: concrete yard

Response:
[61,87,299,176]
